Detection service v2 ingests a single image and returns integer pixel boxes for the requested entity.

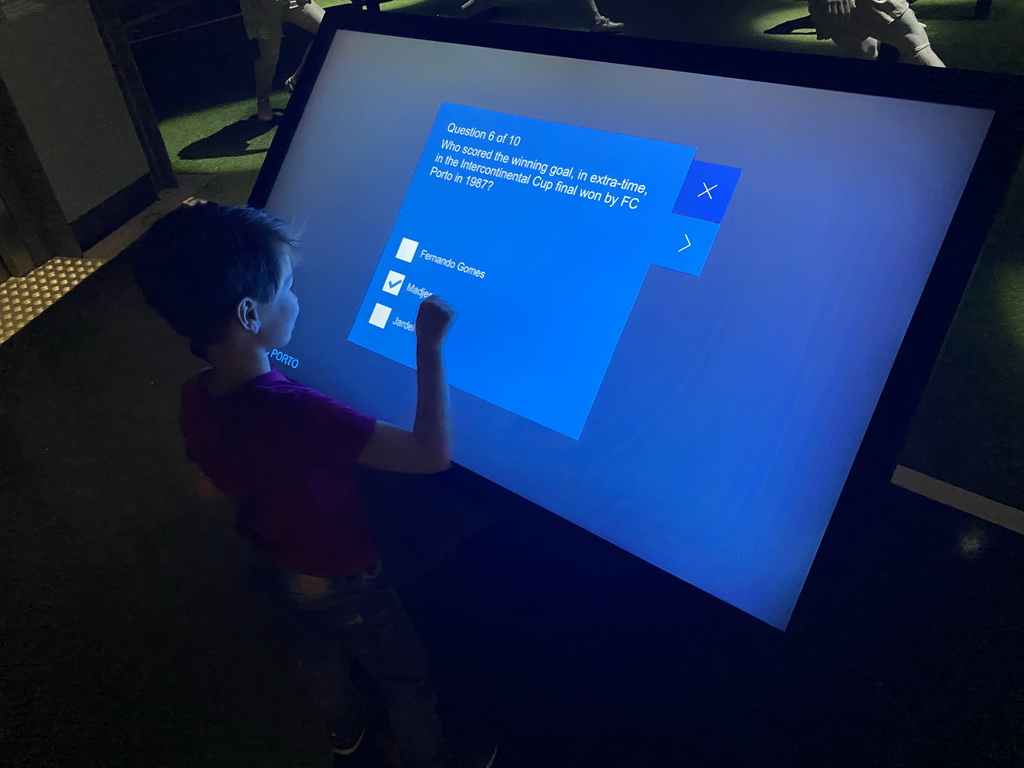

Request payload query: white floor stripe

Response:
[892,465,1024,536]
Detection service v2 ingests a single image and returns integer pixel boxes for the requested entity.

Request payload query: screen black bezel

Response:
[250,8,1024,626]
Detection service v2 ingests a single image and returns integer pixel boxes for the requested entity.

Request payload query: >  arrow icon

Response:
[678,235,692,252]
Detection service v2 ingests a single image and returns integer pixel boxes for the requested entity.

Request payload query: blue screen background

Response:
[263,31,993,629]
[347,103,732,438]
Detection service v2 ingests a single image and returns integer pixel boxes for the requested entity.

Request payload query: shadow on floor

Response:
[178,114,282,160]
[763,14,815,35]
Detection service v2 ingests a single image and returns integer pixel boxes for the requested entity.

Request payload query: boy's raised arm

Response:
[356,296,455,474]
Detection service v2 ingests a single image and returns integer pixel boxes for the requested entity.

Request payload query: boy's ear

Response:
[236,298,261,333]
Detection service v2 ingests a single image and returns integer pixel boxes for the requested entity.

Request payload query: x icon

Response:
[698,182,718,200]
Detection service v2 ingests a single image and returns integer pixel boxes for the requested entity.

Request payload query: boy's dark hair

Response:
[131,202,296,359]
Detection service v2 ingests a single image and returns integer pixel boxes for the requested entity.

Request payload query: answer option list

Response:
[359,236,488,335]
[349,103,739,439]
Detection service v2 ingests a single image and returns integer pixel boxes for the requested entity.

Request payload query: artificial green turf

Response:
[159,94,287,176]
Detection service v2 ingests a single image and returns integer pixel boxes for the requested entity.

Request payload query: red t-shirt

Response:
[179,369,379,577]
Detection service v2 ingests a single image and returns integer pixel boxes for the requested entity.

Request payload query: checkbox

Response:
[368,303,392,328]
[382,270,406,296]
[395,237,418,263]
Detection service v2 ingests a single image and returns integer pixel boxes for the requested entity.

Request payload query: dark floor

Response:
[2,1,1024,766]
[2,254,1023,767]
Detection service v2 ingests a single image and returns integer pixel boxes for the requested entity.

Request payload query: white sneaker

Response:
[328,722,368,756]
[591,15,625,32]
[285,74,298,93]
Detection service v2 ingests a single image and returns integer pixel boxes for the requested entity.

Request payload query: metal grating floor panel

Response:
[0,257,105,345]
[0,176,209,347]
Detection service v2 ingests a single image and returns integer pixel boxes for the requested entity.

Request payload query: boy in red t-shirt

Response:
[132,201,495,768]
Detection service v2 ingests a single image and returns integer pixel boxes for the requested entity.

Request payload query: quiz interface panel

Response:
[348,103,741,439]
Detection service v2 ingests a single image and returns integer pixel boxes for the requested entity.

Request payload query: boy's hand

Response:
[358,297,454,474]
[415,296,455,346]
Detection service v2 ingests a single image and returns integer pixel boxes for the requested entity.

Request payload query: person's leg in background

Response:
[808,0,859,56]
[281,0,326,92]
[584,0,625,32]
[808,0,942,67]
[864,1,945,66]
[829,32,881,60]
[255,37,283,121]
[239,0,286,121]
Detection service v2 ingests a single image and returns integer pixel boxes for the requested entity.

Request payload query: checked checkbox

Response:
[382,270,406,296]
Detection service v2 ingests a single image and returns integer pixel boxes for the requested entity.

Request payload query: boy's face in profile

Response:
[256,250,299,350]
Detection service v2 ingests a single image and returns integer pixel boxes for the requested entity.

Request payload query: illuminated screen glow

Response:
[262,30,994,629]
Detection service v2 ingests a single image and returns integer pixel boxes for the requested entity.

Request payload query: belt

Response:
[286,559,382,599]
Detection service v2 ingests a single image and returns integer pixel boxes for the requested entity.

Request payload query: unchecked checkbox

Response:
[368,303,393,328]
[382,270,406,296]
[395,237,418,263]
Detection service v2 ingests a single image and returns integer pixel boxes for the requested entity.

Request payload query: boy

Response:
[131,201,495,768]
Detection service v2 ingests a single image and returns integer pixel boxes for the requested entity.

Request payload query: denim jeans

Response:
[269,563,446,766]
